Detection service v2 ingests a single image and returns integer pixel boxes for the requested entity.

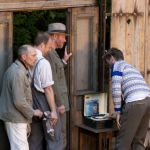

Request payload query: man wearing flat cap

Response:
[46,22,72,150]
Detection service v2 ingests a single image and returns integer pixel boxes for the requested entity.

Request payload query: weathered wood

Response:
[112,0,145,13]
[111,0,150,147]
[70,6,99,94]
[110,0,146,112]
[110,14,126,113]
[111,0,145,69]
[0,0,97,11]
[145,0,150,84]
[77,124,117,150]
[144,0,150,147]
[69,6,99,150]
[0,12,13,91]
[0,0,43,2]
[111,16,126,54]
[0,12,12,150]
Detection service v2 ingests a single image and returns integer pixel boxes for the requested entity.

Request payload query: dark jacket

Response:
[46,50,69,111]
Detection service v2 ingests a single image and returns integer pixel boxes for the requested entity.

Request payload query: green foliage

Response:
[13,9,66,59]
[106,0,111,12]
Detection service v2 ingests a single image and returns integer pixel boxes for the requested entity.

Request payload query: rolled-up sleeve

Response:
[39,60,54,88]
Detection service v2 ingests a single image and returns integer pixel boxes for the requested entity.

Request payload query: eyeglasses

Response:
[102,49,112,59]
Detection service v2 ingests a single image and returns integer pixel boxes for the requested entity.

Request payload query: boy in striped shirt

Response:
[103,48,150,150]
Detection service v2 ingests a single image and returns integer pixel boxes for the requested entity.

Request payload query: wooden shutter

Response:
[0,12,13,91]
[69,6,99,150]
[69,6,99,95]
[0,12,12,150]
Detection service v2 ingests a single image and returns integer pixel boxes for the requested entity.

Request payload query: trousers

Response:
[115,97,150,150]
[5,122,29,150]
[29,84,63,150]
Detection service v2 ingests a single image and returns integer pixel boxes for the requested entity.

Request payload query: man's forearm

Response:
[44,86,56,112]
[52,83,62,106]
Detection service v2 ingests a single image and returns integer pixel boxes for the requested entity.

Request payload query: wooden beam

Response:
[0,0,97,11]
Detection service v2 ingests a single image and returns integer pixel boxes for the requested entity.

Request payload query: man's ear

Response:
[41,42,45,49]
[53,34,58,40]
[21,54,26,61]
[111,56,116,64]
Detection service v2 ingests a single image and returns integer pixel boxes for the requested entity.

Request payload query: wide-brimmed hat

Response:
[47,23,69,35]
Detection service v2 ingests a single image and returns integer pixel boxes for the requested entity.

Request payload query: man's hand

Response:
[116,112,121,129]
[110,112,121,129]
[50,110,58,126]
[63,46,72,62]
[58,105,65,114]
[33,109,43,118]
[110,112,117,119]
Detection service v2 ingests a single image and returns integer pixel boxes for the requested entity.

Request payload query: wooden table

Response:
[76,124,118,150]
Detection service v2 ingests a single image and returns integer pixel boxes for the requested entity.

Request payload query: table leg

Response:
[98,132,105,150]
[98,132,113,150]
[106,132,113,150]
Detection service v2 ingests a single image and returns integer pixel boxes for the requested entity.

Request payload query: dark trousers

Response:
[115,97,150,150]
[0,120,10,150]
[60,112,67,150]
[29,84,63,150]
[28,114,63,150]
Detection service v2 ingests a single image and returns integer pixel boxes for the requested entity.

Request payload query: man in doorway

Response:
[103,48,150,150]
[29,32,59,150]
[46,23,72,150]
[0,45,43,150]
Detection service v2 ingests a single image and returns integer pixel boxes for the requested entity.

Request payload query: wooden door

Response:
[69,6,99,150]
[0,12,13,91]
[0,12,13,150]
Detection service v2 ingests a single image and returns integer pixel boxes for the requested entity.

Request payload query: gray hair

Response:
[17,44,33,59]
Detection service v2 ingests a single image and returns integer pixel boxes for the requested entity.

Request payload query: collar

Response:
[15,60,29,73]
[51,49,60,58]
[36,48,43,56]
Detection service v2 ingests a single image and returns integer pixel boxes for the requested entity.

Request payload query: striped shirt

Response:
[111,60,150,112]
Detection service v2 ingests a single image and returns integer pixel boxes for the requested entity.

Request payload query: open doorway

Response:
[13,9,67,60]
[13,9,71,149]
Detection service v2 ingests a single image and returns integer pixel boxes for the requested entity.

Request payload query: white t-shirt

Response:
[30,49,54,93]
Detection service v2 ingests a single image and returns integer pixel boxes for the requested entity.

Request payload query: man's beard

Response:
[56,42,63,49]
